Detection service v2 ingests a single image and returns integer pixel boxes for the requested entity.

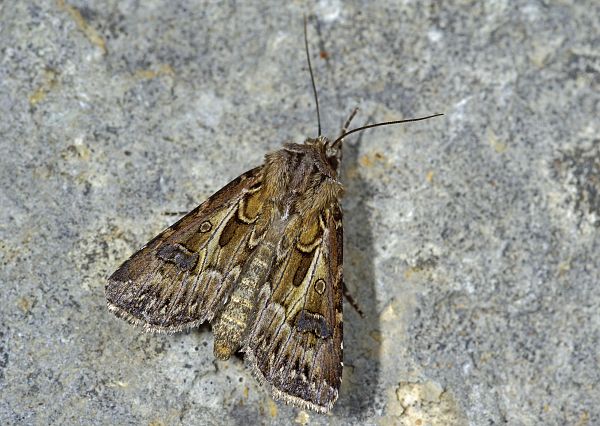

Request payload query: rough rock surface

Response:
[1,1,598,425]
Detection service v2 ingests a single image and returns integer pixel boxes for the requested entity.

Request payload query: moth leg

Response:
[162,211,190,216]
[331,107,359,150]
[342,281,364,317]
[341,107,359,135]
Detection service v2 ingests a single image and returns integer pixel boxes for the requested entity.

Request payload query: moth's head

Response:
[304,135,342,174]
[303,107,360,174]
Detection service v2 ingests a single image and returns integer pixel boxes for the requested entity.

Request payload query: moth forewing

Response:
[242,159,345,413]
[106,167,265,333]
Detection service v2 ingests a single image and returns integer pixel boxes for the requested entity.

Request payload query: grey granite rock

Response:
[1,1,598,425]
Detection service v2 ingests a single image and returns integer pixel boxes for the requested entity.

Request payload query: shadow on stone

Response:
[336,129,382,419]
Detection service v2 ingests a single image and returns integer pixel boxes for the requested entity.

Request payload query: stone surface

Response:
[1,1,598,425]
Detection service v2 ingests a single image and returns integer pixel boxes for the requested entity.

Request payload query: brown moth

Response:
[106,18,441,413]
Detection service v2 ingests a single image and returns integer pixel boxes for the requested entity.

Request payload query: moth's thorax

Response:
[262,137,343,217]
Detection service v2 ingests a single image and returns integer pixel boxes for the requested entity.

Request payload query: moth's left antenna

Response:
[304,15,322,137]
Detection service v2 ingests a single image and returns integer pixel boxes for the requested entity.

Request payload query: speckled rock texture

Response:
[1,1,598,425]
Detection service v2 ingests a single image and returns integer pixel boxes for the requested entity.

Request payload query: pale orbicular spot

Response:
[314,278,326,295]
[200,221,212,233]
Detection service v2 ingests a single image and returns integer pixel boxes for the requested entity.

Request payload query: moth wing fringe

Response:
[106,301,205,334]
[243,348,336,414]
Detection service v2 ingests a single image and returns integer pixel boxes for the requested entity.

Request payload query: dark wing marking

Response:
[106,166,266,332]
[244,205,343,413]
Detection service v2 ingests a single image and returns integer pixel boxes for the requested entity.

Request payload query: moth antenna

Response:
[331,113,444,146]
[304,15,322,137]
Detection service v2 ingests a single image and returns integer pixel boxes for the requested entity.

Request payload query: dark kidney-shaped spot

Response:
[295,309,331,339]
[156,243,199,271]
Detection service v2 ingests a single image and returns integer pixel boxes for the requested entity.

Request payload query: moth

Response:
[106,18,441,413]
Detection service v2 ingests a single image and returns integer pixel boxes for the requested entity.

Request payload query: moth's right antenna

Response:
[304,15,322,137]
[331,113,444,147]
